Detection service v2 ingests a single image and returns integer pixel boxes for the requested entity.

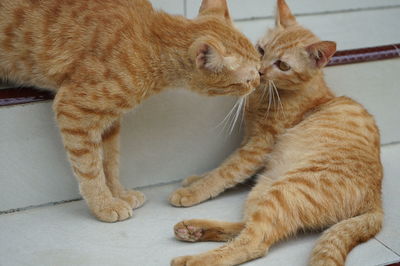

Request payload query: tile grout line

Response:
[376,260,400,266]
[3,142,400,214]
[374,237,400,257]
[0,198,82,215]
[2,143,400,215]
[382,141,400,147]
[0,180,181,216]
[233,5,400,22]
[0,144,400,215]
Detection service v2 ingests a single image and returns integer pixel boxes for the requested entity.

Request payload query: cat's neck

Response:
[137,12,203,92]
[261,74,335,128]
[281,74,335,110]
[303,75,334,102]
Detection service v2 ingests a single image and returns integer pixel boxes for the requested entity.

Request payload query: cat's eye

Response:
[275,60,291,71]
[257,45,265,56]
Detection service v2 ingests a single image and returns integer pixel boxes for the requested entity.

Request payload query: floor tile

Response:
[1,145,399,266]
[375,144,400,256]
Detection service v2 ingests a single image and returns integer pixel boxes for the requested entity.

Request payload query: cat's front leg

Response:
[54,92,133,222]
[169,136,272,207]
[102,120,146,209]
[180,174,206,187]
[174,219,244,242]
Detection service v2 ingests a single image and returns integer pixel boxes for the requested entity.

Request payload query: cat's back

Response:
[306,96,380,148]
[0,0,155,89]
[0,0,154,48]
[290,96,380,149]
[267,96,382,184]
[0,0,153,14]
[295,96,379,158]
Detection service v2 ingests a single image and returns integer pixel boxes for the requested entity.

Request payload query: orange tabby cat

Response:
[171,0,383,265]
[0,0,260,222]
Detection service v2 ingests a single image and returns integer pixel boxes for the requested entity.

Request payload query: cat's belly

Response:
[263,129,313,180]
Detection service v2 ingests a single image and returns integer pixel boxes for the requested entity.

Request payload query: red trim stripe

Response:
[1,43,399,107]
[327,43,400,66]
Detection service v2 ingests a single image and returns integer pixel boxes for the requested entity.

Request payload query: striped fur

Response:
[171,1,383,265]
[0,0,260,222]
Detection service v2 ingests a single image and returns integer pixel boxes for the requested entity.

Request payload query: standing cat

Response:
[0,0,261,222]
[171,0,383,265]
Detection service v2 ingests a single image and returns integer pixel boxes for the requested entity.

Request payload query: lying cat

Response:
[0,0,260,222]
[171,0,383,265]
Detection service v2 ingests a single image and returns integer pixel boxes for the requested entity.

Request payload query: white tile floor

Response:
[1,144,399,266]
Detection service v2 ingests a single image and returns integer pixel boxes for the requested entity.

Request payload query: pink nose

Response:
[259,67,267,76]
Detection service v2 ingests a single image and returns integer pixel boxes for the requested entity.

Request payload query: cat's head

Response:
[188,0,260,96]
[257,0,336,90]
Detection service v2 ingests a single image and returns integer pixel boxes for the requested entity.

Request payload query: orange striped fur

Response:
[0,0,261,222]
[171,1,383,265]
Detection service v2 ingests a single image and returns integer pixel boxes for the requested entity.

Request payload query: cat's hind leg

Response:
[102,119,146,209]
[171,182,283,265]
[171,175,321,265]
[174,219,244,242]
[310,209,383,266]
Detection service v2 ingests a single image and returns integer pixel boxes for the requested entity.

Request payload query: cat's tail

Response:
[310,208,383,266]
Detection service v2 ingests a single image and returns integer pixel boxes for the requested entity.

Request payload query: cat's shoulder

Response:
[323,96,365,111]
[319,96,375,120]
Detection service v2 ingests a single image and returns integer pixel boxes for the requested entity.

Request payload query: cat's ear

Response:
[306,41,337,68]
[276,0,297,28]
[190,38,236,72]
[198,0,231,21]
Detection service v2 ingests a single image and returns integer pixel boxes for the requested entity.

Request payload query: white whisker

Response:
[228,97,244,135]
[271,81,276,111]
[264,80,273,119]
[271,80,286,118]
[214,97,247,136]
[214,98,241,134]
[260,84,268,103]
[240,96,247,129]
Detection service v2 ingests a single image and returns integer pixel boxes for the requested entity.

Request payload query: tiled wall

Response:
[184,0,398,19]
[148,0,400,48]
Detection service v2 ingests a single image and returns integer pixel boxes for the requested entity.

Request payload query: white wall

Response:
[186,0,399,19]
[0,92,242,211]
[1,0,399,212]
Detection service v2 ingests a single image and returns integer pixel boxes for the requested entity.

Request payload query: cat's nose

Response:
[259,66,268,76]
[259,67,267,76]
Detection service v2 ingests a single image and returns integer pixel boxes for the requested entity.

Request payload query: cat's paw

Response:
[169,187,208,207]
[118,189,146,209]
[181,175,203,187]
[174,221,203,242]
[92,198,133,222]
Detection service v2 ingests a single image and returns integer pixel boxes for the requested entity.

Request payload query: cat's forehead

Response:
[196,16,259,62]
[259,26,318,53]
[224,55,260,72]
[229,35,260,62]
